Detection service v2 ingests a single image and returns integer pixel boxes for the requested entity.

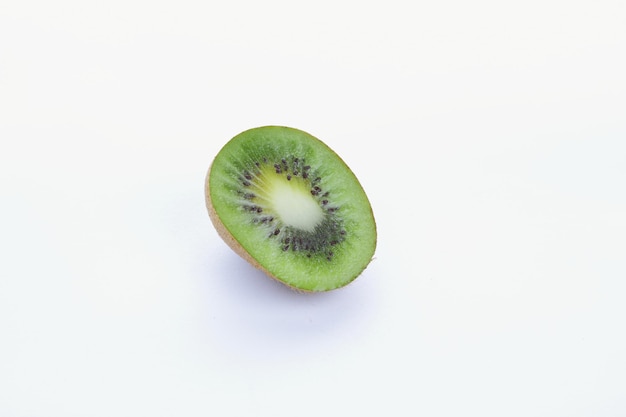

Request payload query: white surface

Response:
[1,1,625,416]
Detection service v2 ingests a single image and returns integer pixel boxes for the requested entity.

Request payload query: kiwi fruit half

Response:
[205,126,376,292]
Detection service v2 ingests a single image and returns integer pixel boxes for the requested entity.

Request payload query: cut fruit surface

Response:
[205,126,377,292]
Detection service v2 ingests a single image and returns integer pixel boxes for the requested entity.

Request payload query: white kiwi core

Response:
[264,173,325,232]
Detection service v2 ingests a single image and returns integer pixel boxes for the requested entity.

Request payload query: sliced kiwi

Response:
[205,126,376,292]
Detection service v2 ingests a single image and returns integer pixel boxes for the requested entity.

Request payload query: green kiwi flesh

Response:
[205,126,376,292]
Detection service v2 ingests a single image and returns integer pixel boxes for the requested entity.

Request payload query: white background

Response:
[1,1,625,416]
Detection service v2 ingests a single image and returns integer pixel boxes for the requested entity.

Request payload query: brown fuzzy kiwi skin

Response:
[205,163,314,293]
